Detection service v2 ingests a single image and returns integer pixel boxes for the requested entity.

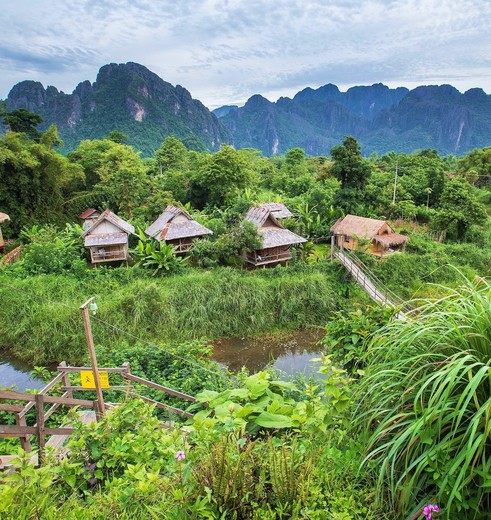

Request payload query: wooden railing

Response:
[0,361,200,466]
[333,246,411,318]
[0,246,22,266]
[244,251,292,266]
[91,249,127,263]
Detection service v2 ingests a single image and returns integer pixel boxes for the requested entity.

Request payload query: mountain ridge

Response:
[3,62,491,156]
[3,62,230,155]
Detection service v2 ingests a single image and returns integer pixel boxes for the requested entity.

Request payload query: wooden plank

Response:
[0,404,24,412]
[18,372,65,417]
[0,426,38,435]
[1,391,95,408]
[130,393,193,418]
[61,386,127,392]
[122,373,196,402]
[36,394,45,464]
[57,366,126,373]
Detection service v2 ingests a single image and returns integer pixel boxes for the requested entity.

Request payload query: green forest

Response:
[1,110,491,519]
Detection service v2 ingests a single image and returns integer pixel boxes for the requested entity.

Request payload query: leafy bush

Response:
[324,305,397,373]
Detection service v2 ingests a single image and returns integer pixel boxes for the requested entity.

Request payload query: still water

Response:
[0,328,327,390]
[211,328,326,376]
[0,354,45,391]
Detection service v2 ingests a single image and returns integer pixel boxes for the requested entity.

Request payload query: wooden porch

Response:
[89,244,128,263]
[244,247,292,266]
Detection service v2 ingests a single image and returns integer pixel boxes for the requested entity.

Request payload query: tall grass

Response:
[0,264,344,365]
[357,275,491,518]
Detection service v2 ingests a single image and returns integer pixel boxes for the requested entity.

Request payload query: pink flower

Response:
[175,450,186,461]
[423,504,440,519]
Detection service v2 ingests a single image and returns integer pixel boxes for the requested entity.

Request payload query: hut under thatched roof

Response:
[259,202,294,219]
[81,209,135,264]
[330,214,408,257]
[0,212,10,250]
[145,205,213,254]
[243,206,306,266]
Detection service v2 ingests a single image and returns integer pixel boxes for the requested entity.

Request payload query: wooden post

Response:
[35,394,45,465]
[59,361,73,402]
[80,297,105,418]
[330,235,335,261]
[15,413,32,453]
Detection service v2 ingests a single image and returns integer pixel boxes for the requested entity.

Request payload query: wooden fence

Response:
[0,361,199,467]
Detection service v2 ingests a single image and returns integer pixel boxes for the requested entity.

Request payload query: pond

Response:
[0,353,45,391]
[0,327,327,391]
[211,328,326,376]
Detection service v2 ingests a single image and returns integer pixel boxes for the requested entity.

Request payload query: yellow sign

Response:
[80,370,110,389]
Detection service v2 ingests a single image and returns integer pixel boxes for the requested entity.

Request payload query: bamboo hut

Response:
[243,206,306,266]
[79,209,102,231]
[145,205,213,253]
[259,202,294,219]
[0,212,10,251]
[330,214,408,257]
[81,209,134,264]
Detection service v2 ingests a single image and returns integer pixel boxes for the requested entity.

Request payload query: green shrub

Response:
[357,275,491,518]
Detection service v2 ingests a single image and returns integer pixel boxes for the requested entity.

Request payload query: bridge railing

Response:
[333,245,413,315]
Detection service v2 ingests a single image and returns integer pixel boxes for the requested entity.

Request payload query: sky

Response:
[1,0,491,109]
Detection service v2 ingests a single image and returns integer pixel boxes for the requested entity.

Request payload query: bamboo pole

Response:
[80,297,105,418]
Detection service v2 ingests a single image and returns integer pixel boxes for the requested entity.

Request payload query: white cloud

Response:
[0,0,490,107]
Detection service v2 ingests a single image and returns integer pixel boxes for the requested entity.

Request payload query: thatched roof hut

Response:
[145,205,212,254]
[243,206,306,266]
[81,209,134,263]
[330,214,408,257]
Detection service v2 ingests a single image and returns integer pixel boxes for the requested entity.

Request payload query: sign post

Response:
[80,297,105,418]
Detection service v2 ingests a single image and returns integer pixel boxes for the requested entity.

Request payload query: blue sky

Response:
[1,0,490,108]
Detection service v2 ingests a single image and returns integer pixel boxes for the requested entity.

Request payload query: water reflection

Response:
[0,354,45,391]
[211,328,326,376]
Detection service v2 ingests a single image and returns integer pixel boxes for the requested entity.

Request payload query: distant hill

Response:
[215,83,491,156]
[3,62,230,155]
[3,62,491,156]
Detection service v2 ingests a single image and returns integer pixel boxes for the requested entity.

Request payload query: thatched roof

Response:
[373,233,409,246]
[259,202,293,219]
[330,215,393,239]
[260,228,306,248]
[244,206,306,248]
[0,212,10,223]
[145,205,213,241]
[81,209,134,239]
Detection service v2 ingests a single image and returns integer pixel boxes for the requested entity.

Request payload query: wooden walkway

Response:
[29,410,96,465]
[333,249,408,318]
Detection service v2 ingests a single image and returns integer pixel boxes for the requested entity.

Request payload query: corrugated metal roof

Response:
[81,209,134,238]
[330,214,391,239]
[145,205,212,240]
[260,228,307,248]
[0,212,10,223]
[79,208,100,220]
[259,202,293,219]
[84,232,128,247]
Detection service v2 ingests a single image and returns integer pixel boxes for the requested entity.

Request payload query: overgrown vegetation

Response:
[1,116,490,518]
